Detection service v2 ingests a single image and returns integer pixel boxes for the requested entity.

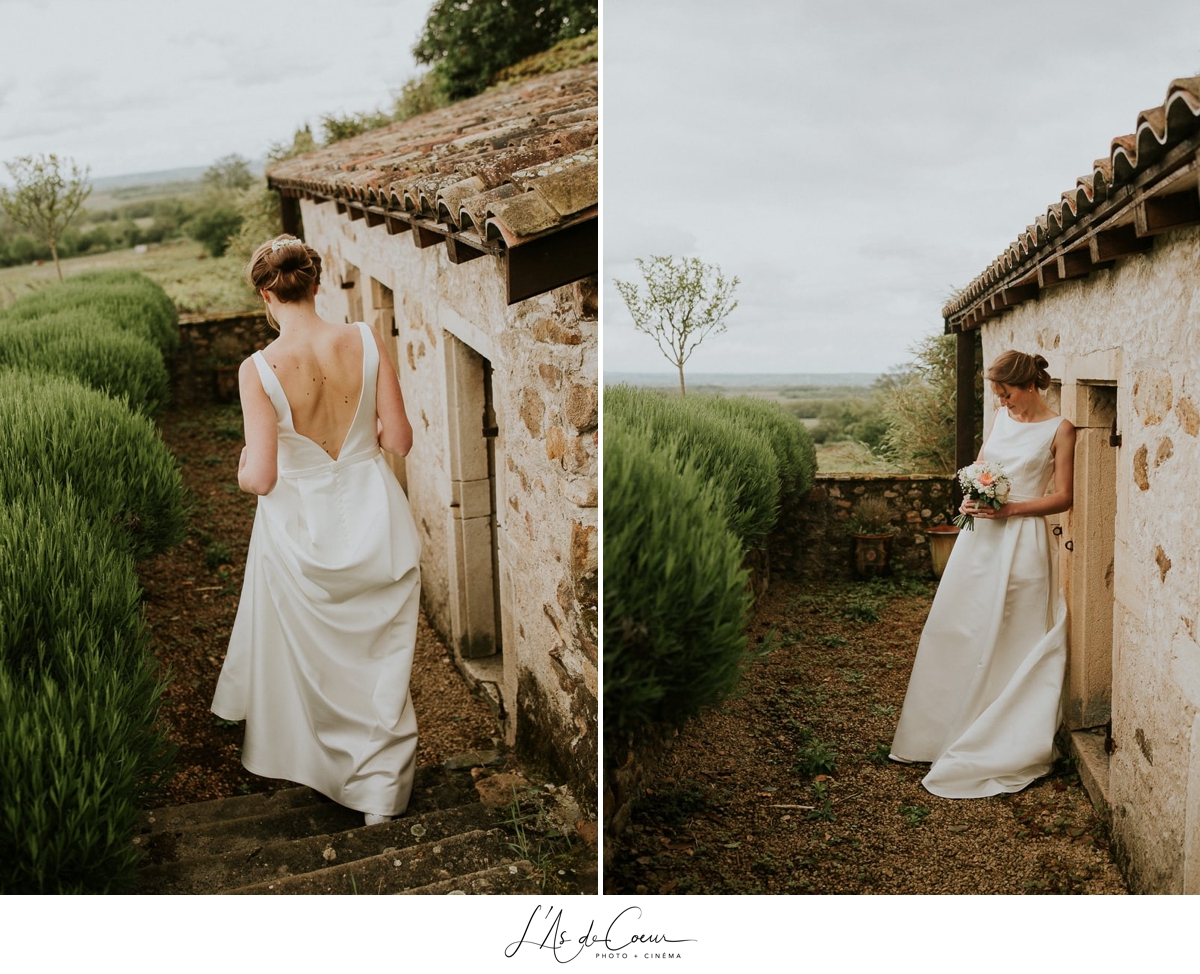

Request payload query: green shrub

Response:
[603,416,751,738]
[0,370,185,558]
[0,270,179,354]
[605,385,780,547]
[0,645,172,893]
[0,489,143,677]
[0,491,173,893]
[691,395,816,506]
[0,312,170,414]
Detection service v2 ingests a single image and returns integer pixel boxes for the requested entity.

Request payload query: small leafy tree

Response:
[413,0,598,101]
[202,154,254,193]
[266,125,318,164]
[0,154,92,281]
[614,255,740,395]
[877,332,983,474]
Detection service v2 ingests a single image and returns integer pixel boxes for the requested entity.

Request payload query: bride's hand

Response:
[972,502,1015,520]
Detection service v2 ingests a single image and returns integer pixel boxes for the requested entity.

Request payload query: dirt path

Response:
[607,572,1126,895]
[140,401,500,808]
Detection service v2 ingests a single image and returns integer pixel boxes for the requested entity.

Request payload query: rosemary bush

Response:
[0,491,173,893]
[604,385,780,548]
[0,269,179,354]
[691,394,817,506]
[0,369,185,558]
[603,416,750,738]
[0,312,169,414]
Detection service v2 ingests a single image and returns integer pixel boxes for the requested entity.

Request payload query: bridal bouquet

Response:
[953,461,1011,531]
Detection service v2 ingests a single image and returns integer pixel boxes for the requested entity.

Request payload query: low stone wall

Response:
[168,311,275,406]
[773,473,955,578]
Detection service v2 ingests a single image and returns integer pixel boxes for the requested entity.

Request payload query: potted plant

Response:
[925,523,961,579]
[849,495,897,578]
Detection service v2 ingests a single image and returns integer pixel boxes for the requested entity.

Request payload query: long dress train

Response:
[889,407,1067,799]
[212,321,421,816]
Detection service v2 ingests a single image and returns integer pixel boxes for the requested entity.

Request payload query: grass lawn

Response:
[0,240,260,315]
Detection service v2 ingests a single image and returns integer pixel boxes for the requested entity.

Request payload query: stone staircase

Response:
[135,754,544,895]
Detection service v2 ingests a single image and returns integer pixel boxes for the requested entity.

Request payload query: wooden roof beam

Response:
[445,236,488,265]
[505,218,596,305]
[412,222,446,249]
[1135,188,1200,236]
[1090,223,1154,262]
[384,214,411,235]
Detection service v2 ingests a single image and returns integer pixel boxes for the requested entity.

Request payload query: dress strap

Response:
[250,351,288,419]
[356,321,378,405]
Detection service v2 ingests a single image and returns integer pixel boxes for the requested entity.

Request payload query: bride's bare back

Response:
[261,323,363,460]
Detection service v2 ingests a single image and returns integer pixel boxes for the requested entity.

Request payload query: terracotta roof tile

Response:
[266,63,597,253]
[945,75,1200,326]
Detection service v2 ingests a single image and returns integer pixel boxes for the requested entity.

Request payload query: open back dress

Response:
[890,407,1068,798]
[212,321,421,817]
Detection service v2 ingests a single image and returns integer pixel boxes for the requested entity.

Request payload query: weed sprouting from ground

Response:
[794,735,838,777]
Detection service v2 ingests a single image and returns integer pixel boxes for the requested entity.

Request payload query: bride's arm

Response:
[977,420,1075,519]
[370,324,413,457]
[238,359,278,495]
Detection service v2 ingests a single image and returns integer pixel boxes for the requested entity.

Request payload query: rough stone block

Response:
[565,382,597,431]
[1133,371,1172,426]
[533,319,583,345]
[520,387,545,436]
[571,521,597,579]
[1133,445,1150,490]
[1177,396,1200,436]
[545,425,567,461]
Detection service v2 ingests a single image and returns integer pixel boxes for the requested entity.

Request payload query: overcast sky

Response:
[603,0,1200,375]
[0,0,431,178]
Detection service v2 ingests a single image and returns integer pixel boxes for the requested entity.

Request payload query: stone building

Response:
[264,64,598,807]
[943,76,1200,892]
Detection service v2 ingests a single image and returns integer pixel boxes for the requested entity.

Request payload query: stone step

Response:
[399,859,541,895]
[140,799,366,864]
[138,802,497,894]
[138,763,481,837]
[138,764,487,865]
[227,828,518,895]
[138,786,325,835]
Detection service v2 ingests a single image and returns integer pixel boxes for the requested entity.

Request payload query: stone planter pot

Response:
[853,533,893,578]
[925,525,961,579]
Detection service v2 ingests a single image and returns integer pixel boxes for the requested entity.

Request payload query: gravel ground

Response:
[140,401,500,808]
[607,571,1127,895]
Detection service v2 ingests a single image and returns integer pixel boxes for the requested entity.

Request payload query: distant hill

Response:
[91,159,266,192]
[91,167,208,191]
[606,372,880,389]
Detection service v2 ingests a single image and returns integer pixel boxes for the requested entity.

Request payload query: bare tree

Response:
[0,154,92,282]
[614,255,739,395]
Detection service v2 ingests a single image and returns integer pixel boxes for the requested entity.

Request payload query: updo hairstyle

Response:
[985,349,1051,390]
[246,235,322,304]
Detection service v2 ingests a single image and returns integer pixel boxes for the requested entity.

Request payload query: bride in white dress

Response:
[890,350,1076,799]
[212,235,421,826]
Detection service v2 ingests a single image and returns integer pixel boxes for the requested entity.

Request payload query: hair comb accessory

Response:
[271,237,302,252]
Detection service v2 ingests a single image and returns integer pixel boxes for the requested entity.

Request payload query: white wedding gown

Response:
[212,321,421,817]
[890,407,1067,798]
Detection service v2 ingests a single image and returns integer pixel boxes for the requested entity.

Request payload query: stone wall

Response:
[776,473,955,579]
[299,198,598,809]
[168,312,275,405]
[981,225,1200,893]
